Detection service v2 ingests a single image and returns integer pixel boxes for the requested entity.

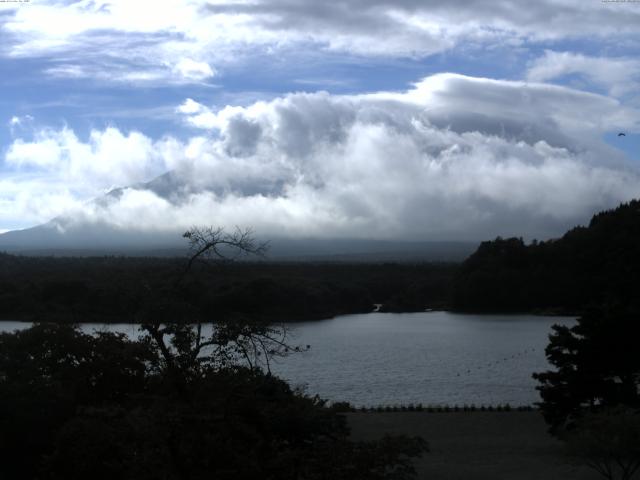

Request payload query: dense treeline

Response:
[0,255,456,323]
[452,200,640,313]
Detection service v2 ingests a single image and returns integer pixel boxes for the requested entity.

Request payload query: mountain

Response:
[0,171,477,261]
[0,221,477,261]
[0,220,182,254]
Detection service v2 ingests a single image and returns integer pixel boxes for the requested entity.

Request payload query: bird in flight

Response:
[618,132,626,136]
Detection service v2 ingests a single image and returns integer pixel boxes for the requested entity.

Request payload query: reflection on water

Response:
[0,311,573,406]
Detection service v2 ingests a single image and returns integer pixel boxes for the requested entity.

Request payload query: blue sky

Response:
[1,1,640,240]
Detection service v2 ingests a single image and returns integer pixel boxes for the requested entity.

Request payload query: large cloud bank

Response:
[4,73,640,240]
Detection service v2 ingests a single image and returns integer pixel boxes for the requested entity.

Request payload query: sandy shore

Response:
[347,411,601,480]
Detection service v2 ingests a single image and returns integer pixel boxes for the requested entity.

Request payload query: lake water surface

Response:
[0,312,573,407]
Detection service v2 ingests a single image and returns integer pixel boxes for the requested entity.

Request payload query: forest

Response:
[452,199,640,313]
[1,200,640,322]
[0,254,455,323]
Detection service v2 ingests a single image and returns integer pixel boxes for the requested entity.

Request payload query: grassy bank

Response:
[347,411,600,480]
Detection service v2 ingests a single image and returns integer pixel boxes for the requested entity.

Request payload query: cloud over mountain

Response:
[5,73,640,241]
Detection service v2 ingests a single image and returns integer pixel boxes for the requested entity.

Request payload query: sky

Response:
[1,0,640,241]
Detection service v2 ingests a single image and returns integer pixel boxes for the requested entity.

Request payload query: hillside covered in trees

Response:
[452,200,640,313]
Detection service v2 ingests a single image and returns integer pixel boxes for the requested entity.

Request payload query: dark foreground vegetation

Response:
[0,322,427,480]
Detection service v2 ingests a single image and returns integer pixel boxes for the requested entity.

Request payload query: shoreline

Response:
[0,308,577,324]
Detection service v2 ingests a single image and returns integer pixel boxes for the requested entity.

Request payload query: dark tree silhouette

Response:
[533,306,640,433]
[0,323,153,480]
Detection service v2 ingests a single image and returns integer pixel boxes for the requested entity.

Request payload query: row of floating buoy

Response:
[454,347,538,377]
[268,345,310,356]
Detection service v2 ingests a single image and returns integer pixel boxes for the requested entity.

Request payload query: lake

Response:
[0,311,573,407]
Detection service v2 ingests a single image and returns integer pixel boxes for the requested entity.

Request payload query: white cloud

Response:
[6,135,63,168]
[1,125,182,229]
[8,114,34,136]
[42,62,214,86]
[176,98,223,129]
[5,73,636,240]
[0,176,85,231]
[172,58,216,81]
[3,1,640,83]
[8,115,32,127]
[176,98,205,115]
[5,126,170,188]
[527,50,640,98]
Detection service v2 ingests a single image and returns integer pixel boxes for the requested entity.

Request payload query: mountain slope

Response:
[0,221,477,261]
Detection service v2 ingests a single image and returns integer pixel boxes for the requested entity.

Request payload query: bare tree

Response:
[181,225,269,277]
[139,226,302,391]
